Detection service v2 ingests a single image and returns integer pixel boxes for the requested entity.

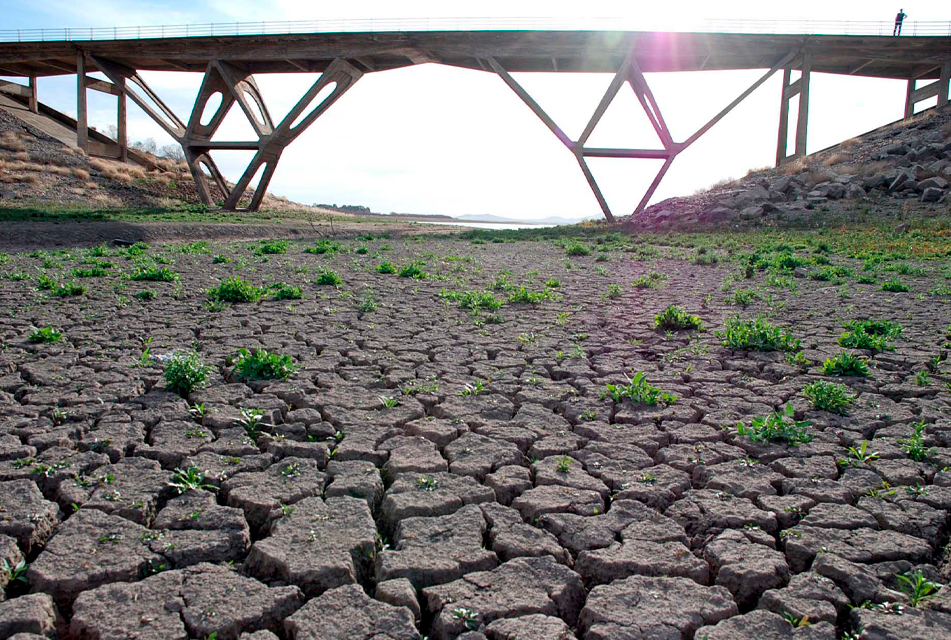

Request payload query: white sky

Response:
[3,1,948,218]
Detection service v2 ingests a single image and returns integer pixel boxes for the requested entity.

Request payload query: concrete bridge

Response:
[0,19,949,219]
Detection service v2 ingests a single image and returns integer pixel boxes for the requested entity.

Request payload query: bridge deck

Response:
[0,30,949,79]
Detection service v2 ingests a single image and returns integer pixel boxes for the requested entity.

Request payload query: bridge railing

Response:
[0,17,950,43]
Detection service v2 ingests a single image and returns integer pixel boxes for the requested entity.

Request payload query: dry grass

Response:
[802,169,839,189]
[0,131,26,152]
[71,167,90,180]
[779,156,809,175]
[83,181,98,189]
[1,173,40,184]
[45,165,71,177]
[821,152,850,166]
[90,158,148,184]
[1,160,44,173]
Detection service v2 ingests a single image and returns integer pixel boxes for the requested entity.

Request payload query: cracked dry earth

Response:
[2,231,951,640]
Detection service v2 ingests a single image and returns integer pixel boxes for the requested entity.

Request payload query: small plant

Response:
[915,370,930,386]
[212,254,233,264]
[53,281,86,297]
[735,404,812,446]
[280,462,302,477]
[304,240,340,255]
[129,266,179,282]
[167,467,216,495]
[231,348,296,381]
[727,288,761,307]
[602,371,677,406]
[28,326,62,344]
[654,305,703,331]
[717,314,800,352]
[840,440,879,466]
[459,380,486,396]
[416,476,439,491]
[803,380,855,415]
[839,319,902,352]
[881,278,909,292]
[135,289,157,301]
[379,395,401,408]
[565,242,590,257]
[207,276,263,303]
[164,351,212,397]
[238,408,266,439]
[605,283,623,298]
[896,570,941,607]
[0,558,28,587]
[72,266,107,278]
[631,272,667,289]
[451,606,480,630]
[780,611,811,628]
[555,456,572,473]
[271,283,303,300]
[898,422,934,462]
[358,290,377,312]
[507,286,555,304]
[315,268,343,286]
[398,261,426,279]
[255,239,290,255]
[376,261,398,274]
[823,352,870,377]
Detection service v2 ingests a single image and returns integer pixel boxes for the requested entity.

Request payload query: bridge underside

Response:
[0,30,949,216]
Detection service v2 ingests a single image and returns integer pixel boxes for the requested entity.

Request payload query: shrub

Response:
[376,261,398,274]
[565,243,590,257]
[823,352,870,376]
[803,380,855,415]
[442,289,503,311]
[212,254,233,264]
[654,305,703,331]
[135,289,157,301]
[72,266,107,278]
[164,351,212,397]
[601,371,677,406]
[838,319,902,351]
[631,272,667,289]
[898,422,934,462]
[207,277,263,303]
[717,315,800,352]
[28,327,62,343]
[736,404,813,445]
[231,348,297,381]
[605,284,623,298]
[507,286,556,304]
[315,269,342,286]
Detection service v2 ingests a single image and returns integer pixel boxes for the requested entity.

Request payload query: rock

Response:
[846,183,867,199]
[423,557,585,640]
[884,142,908,155]
[381,436,448,478]
[700,206,734,224]
[850,605,951,639]
[70,571,185,640]
[0,594,58,638]
[29,509,166,610]
[444,433,522,481]
[759,571,850,626]
[812,182,846,199]
[782,525,932,572]
[532,455,610,498]
[324,460,384,514]
[222,457,327,532]
[922,187,944,202]
[380,472,495,534]
[285,584,418,640]
[888,169,915,192]
[696,609,836,639]
[539,499,680,555]
[511,484,605,522]
[578,575,737,639]
[485,614,578,639]
[811,553,906,605]
[576,535,709,586]
[484,465,531,505]
[245,496,377,598]
[703,530,790,607]
[375,578,421,620]
[480,502,570,565]
[150,490,251,567]
[375,504,498,589]
[666,489,777,548]
[919,176,949,190]
[0,480,59,553]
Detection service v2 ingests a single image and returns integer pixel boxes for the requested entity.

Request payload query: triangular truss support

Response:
[488,49,797,222]
[89,54,363,212]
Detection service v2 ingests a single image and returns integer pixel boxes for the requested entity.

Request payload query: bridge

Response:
[0,19,949,220]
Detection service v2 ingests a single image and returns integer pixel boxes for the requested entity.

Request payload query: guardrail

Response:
[0,16,949,43]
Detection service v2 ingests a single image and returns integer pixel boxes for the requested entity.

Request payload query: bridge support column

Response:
[491,49,795,221]
[776,52,810,166]
[76,54,88,152]
[906,62,951,117]
[89,54,361,211]
[28,75,37,114]
[117,78,128,163]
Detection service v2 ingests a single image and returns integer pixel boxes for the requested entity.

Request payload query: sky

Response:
[1,1,947,219]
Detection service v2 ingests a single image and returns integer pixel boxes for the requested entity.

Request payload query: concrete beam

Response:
[117,77,127,162]
[77,53,88,152]
[795,52,811,158]
[28,75,37,113]
[84,75,121,96]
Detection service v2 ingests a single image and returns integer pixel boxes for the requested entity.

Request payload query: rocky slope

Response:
[636,103,951,229]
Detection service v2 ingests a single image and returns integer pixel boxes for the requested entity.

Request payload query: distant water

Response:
[408,220,555,230]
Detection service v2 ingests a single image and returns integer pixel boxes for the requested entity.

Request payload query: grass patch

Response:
[601,372,677,406]
[28,327,62,343]
[206,277,263,303]
[803,380,855,414]
[315,269,343,286]
[736,404,812,445]
[717,314,800,352]
[822,352,870,377]
[231,348,297,381]
[129,266,179,282]
[654,305,704,331]
[164,351,212,397]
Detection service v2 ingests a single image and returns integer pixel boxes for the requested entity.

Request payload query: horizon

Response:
[1,0,948,220]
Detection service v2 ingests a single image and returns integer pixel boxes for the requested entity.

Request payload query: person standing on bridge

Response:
[894,8,907,35]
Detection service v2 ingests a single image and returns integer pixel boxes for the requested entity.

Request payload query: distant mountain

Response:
[454,213,597,225]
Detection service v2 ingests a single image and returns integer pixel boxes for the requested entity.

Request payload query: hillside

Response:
[0,107,308,213]
[633,103,951,230]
